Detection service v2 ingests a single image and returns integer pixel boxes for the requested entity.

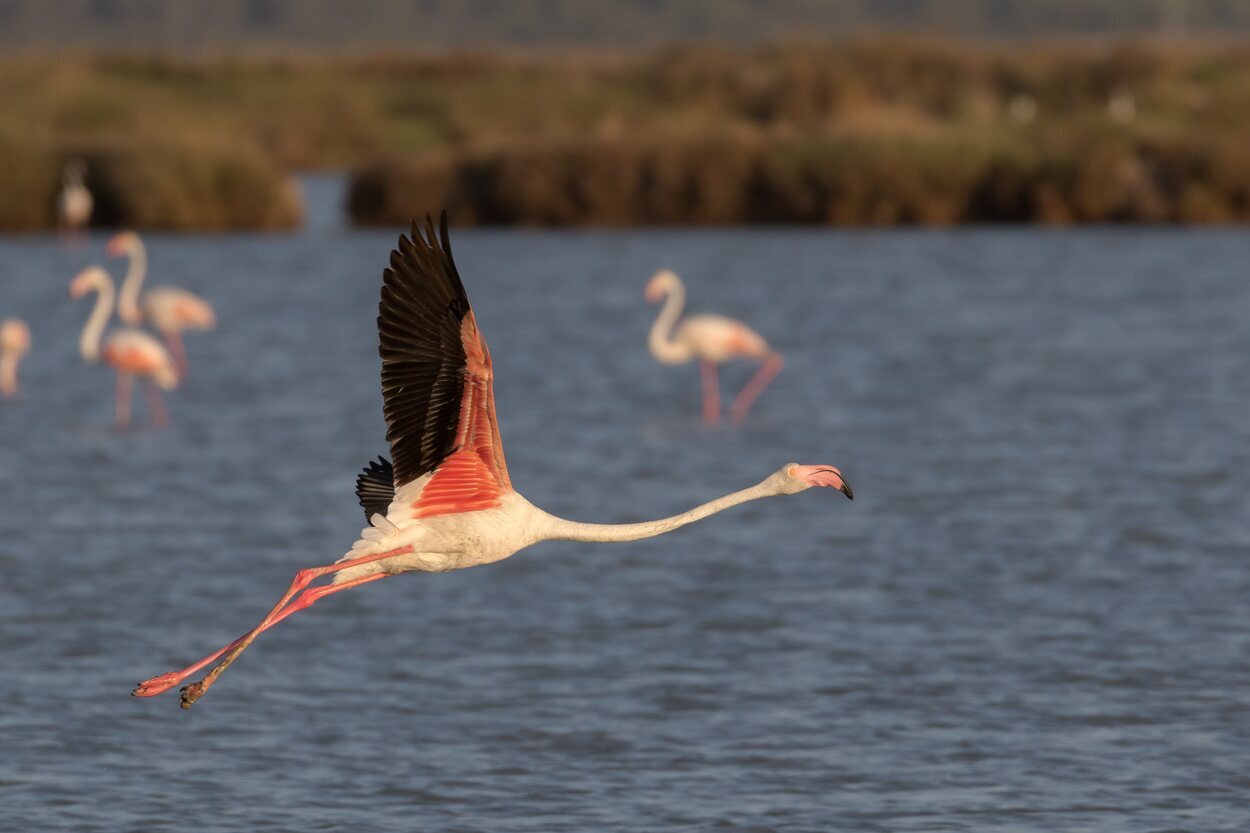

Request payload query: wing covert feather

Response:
[377,212,509,500]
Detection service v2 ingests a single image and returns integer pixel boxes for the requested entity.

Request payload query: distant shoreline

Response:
[5,38,1250,230]
[3,0,1250,48]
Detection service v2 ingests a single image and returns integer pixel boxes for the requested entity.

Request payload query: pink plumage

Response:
[645,269,783,424]
[108,231,215,378]
[0,318,31,398]
[70,267,178,427]
[133,213,852,709]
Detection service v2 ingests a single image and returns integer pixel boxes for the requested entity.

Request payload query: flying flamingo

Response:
[0,319,30,398]
[133,213,853,710]
[70,267,179,428]
[108,231,216,378]
[646,269,784,425]
[57,159,93,241]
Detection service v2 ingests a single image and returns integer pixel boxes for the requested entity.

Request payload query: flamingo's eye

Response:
[787,465,798,477]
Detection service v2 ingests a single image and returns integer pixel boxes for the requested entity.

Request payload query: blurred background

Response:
[3,3,1250,832]
[4,0,1250,230]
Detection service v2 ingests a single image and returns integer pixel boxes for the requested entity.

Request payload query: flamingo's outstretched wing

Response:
[374,212,511,520]
[355,457,395,522]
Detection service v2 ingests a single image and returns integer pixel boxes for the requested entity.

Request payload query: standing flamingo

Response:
[0,319,31,398]
[57,159,93,240]
[70,267,179,428]
[646,269,784,425]
[133,213,853,710]
[108,231,216,378]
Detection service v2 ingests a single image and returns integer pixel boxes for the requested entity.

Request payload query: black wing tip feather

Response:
[400,211,452,271]
[382,210,469,321]
[377,208,473,489]
[355,455,396,522]
[412,210,448,249]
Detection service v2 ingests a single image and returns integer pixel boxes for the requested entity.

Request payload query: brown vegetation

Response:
[0,135,303,232]
[349,39,1250,225]
[81,138,302,231]
[350,131,1250,227]
[5,38,1250,229]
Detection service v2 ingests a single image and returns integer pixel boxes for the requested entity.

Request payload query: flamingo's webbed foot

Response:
[180,682,206,709]
[132,672,181,698]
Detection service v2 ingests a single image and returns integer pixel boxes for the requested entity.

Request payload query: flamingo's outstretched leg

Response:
[115,372,133,428]
[132,545,413,707]
[144,383,169,427]
[729,352,783,423]
[0,364,18,398]
[164,331,188,379]
[701,361,721,425]
[133,572,389,702]
[265,573,387,629]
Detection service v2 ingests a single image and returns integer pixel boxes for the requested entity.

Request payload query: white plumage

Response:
[133,214,852,709]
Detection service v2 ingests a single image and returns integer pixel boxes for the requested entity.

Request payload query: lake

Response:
[2,194,1248,830]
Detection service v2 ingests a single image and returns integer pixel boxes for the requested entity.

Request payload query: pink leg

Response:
[115,373,133,428]
[144,383,169,427]
[264,572,386,629]
[164,331,188,380]
[701,361,721,425]
[133,572,388,701]
[132,544,413,707]
[729,352,783,423]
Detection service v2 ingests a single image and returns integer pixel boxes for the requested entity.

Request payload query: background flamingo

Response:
[70,267,178,427]
[108,231,216,377]
[646,269,784,425]
[133,213,852,709]
[56,159,92,240]
[0,319,30,398]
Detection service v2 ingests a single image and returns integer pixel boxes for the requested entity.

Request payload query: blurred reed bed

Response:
[0,127,301,232]
[5,38,1250,229]
[349,131,1250,226]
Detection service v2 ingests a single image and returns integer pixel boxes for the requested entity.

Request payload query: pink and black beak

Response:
[823,469,854,500]
[797,465,854,499]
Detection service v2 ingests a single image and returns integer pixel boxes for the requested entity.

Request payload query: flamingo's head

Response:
[0,319,30,354]
[105,231,139,258]
[645,269,681,304]
[69,266,110,299]
[771,463,854,499]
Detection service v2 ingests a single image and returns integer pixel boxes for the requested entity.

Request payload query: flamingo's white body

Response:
[646,269,783,424]
[0,319,31,398]
[134,214,852,709]
[57,161,92,236]
[108,231,216,377]
[70,267,179,427]
[337,476,802,584]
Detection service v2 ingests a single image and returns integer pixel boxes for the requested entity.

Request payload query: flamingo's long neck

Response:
[542,479,777,543]
[79,279,115,363]
[118,241,147,325]
[648,282,691,364]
